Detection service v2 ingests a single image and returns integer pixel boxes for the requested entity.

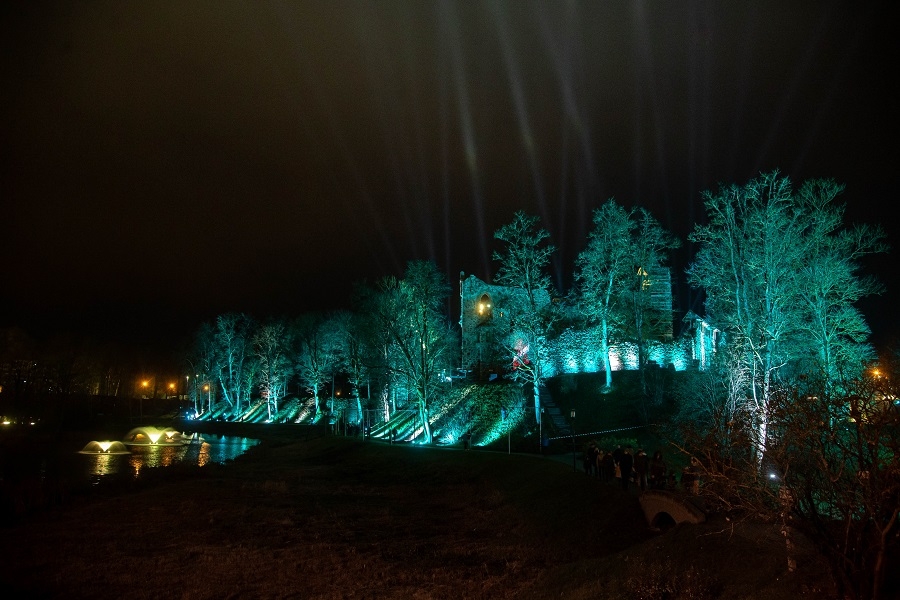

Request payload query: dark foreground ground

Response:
[0,427,839,599]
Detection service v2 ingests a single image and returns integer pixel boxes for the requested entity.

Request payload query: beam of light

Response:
[270,3,403,276]
[684,3,712,265]
[439,51,456,287]
[352,7,437,264]
[439,0,489,279]
[752,6,837,173]
[489,2,548,213]
[532,2,597,291]
[534,2,599,195]
[629,2,673,229]
[397,4,439,264]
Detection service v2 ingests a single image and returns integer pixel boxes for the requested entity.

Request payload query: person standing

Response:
[649,450,666,489]
[612,444,623,466]
[600,450,615,483]
[619,447,634,491]
[683,457,701,494]
[634,449,649,491]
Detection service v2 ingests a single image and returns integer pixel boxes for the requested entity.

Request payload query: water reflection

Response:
[79,434,258,482]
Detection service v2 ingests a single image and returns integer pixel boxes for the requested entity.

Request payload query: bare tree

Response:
[189,321,219,416]
[492,211,557,423]
[293,312,342,418]
[336,310,373,427]
[682,373,899,600]
[369,261,453,443]
[688,173,816,461]
[253,319,292,422]
[689,172,886,465]
[575,200,632,390]
[212,313,254,417]
[793,179,887,386]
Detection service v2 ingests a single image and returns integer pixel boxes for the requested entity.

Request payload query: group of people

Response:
[583,442,680,492]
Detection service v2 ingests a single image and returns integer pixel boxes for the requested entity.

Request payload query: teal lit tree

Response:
[792,179,887,385]
[624,207,679,376]
[687,171,886,463]
[253,319,292,422]
[293,312,343,418]
[213,313,254,417]
[574,200,633,390]
[492,211,557,424]
[681,371,900,600]
[369,261,453,443]
[188,322,217,416]
[330,311,361,426]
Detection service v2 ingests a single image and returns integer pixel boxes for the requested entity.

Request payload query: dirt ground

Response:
[0,430,841,599]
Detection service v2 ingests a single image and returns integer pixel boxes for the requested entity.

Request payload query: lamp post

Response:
[571,409,576,473]
[140,380,149,419]
[204,384,211,415]
[539,407,544,455]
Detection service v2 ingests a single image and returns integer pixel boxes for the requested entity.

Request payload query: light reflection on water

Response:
[80,435,258,482]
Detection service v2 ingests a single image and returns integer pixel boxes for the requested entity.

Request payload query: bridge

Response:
[638,489,707,530]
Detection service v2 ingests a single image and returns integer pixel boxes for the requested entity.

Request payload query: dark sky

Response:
[2,1,898,353]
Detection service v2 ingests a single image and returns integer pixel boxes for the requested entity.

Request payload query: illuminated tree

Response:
[574,200,633,389]
[492,211,557,424]
[350,282,402,424]
[293,312,343,418]
[369,261,453,443]
[793,179,887,385]
[253,319,292,421]
[622,207,679,382]
[682,374,900,600]
[187,322,217,416]
[335,310,374,427]
[687,172,886,461]
[212,313,254,416]
[689,173,813,459]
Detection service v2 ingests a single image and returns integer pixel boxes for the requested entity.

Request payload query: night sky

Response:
[2,1,898,354]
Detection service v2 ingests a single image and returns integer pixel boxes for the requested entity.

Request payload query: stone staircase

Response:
[540,385,571,435]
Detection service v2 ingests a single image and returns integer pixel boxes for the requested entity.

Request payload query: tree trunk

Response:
[419,400,432,444]
[601,318,612,389]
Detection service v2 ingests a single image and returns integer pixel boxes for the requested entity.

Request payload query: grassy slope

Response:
[0,433,835,600]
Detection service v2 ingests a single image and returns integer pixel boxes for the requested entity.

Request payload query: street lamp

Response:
[140,380,149,419]
[570,409,576,473]
[204,384,211,414]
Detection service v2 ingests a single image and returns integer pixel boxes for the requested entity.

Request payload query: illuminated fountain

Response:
[78,440,131,455]
[122,426,191,446]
